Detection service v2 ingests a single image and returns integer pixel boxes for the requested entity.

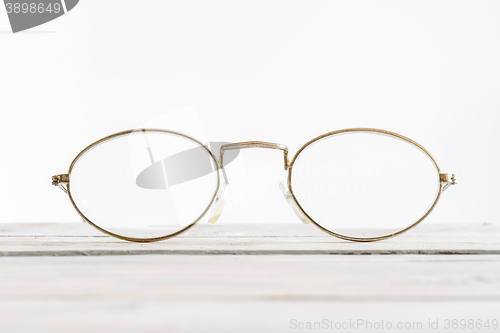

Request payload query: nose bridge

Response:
[219,141,290,170]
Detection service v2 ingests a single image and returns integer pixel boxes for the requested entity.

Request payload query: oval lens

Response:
[69,130,219,239]
[290,130,440,239]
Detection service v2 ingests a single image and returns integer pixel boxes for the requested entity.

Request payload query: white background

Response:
[0,0,498,225]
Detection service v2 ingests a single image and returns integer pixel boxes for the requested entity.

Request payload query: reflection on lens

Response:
[69,130,219,239]
[290,130,440,239]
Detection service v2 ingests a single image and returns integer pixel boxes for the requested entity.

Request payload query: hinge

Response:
[52,174,69,186]
[440,173,457,192]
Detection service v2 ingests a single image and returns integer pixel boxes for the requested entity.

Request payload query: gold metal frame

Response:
[53,128,456,243]
[220,141,289,170]
[55,129,220,243]
[287,128,455,242]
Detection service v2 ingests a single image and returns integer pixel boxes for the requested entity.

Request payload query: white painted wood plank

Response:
[0,300,499,333]
[0,255,499,332]
[0,223,498,256]
[1,255,499,301]
[0,224,499,332]
[2,300,500,333]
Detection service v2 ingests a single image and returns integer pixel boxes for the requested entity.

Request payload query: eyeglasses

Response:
[52,128,456,243]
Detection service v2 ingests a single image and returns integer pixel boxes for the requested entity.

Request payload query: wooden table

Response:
[0,222,499,332]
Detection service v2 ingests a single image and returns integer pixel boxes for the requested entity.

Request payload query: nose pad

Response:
[208,182,228,224]
[279,181,311,224]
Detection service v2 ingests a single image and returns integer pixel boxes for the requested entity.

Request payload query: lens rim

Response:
[287,128,443,242]
[66,129,221,243]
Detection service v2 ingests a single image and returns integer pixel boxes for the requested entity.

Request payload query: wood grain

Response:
[0,222,499,256]
[0,223,499,332]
